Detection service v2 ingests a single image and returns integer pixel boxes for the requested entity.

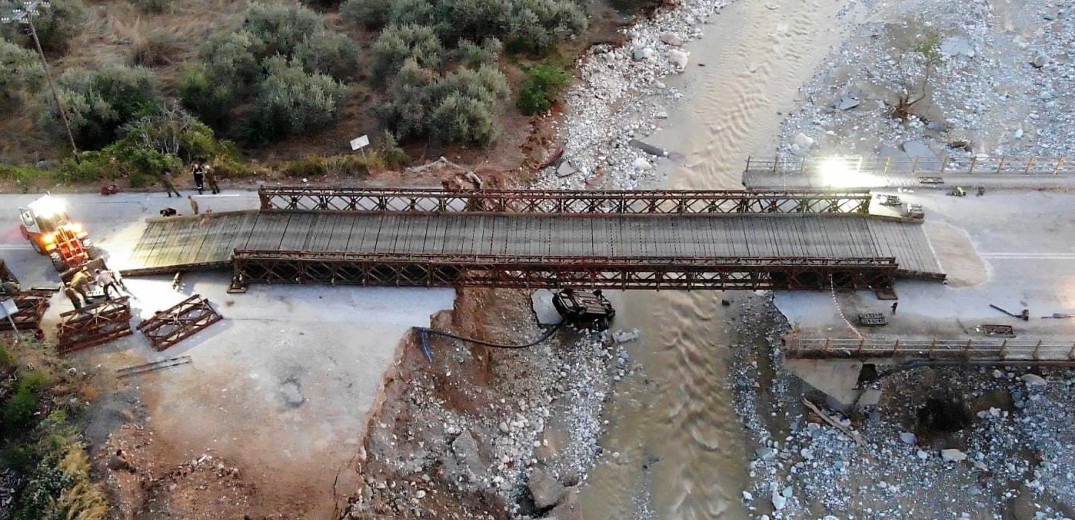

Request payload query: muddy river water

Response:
[577,0,854,517]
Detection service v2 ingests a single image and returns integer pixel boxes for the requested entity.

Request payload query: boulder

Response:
[899,432,917,445]
[941,449,967,462]
[633,46,656,61]
[545,486,581,519]
[660,32,684,46]
[528,467,567,510]
[836,97,861,110]
[451,430,487,479]
[1020,374,1047,386]
[792,132,814,150]
[667,49,690,70]
[632,157,651,170]
[771,492,787,510]
[939,36,975,58]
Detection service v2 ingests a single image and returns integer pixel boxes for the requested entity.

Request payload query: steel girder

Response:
[230,250,897,292]
[137,295,223,351]
[56,297,133,355]
[0,291,51,331]
[785,337,1075,362]
[258,187,872,215]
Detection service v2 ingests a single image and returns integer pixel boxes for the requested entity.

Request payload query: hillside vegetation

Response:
[0,0,640,188]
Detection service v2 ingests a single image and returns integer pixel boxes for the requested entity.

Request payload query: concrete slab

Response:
[532,289,563,326]
[775,191,1075,342]
[784,359,863,407]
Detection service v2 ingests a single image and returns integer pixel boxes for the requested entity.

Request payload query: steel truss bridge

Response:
[119,187,945,292]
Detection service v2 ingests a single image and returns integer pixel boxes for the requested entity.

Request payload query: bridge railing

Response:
[258,187,872,215]
[746,155,1072,176]
[229,250,897,292]
[786,337,1075,361]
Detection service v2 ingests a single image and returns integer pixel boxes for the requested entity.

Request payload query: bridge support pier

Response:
[784,359,879,410]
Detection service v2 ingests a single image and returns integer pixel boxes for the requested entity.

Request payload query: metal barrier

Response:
[746,155,1072,176]
[258,187,873,215]
[230,250,897,292]
[786,337,1075,362]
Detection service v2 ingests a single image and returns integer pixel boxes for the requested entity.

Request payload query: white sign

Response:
[0,299,16,319]
[350,135,370,151]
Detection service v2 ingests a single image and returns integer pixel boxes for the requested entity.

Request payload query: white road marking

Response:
[0,244,30,251]
[979,252,1075,259]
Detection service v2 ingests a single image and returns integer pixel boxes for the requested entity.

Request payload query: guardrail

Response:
[785,337,1075,361]
[746,155,1071,176]
[258,187,873,215]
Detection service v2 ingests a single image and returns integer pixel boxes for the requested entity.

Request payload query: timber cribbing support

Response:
[258,187,872,215]
[228,250,897,293]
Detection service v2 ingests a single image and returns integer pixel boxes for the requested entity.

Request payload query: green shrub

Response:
[517,62,570,115]
[437,0,508,44]
[252,57,346,140]
[127,0,172,14]
[0,344,11,369]
[371,24,443,84]
[47,65,161,150]
[453,38,503,68]
[294,32,360,81]
[380,61,508,146]
[3,386,39,433]
[504,0,587,55]
[14,439,107,520]
[0,164,42,186]
[178,64,238,128]
[120,101,235,162]
[198,30,265,87]
[379,58,438,139]
[380,130,409,167]
[18,370,50,394]
[279,154,379,177]
[340,0,394,28]
[244,2,323,57]
[0,39,43,106]
[382,0,438,27]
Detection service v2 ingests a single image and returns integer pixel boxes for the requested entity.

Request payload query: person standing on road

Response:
[159,171,181,198]
[891,301,898,314]
[94,268,121,300]
[203,160,220,194]
[63,284,83,311]
[191,160,205,194]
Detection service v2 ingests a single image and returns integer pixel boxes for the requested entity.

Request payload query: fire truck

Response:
[18,195,98,272]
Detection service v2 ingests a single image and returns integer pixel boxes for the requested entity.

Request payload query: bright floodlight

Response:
[28,194,65,218]
[817,156,864,188]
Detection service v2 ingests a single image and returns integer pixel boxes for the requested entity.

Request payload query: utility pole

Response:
[2,1,80,161]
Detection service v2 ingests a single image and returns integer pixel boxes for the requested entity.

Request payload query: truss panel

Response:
[56,297,133,355]
[785,337,1075,362]
[230,250,897,292]
[0,291,51,332]
[137,295,223,351]
[258,187,872,215]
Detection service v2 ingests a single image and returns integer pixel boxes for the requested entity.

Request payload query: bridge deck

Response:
[123,211,943,277]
